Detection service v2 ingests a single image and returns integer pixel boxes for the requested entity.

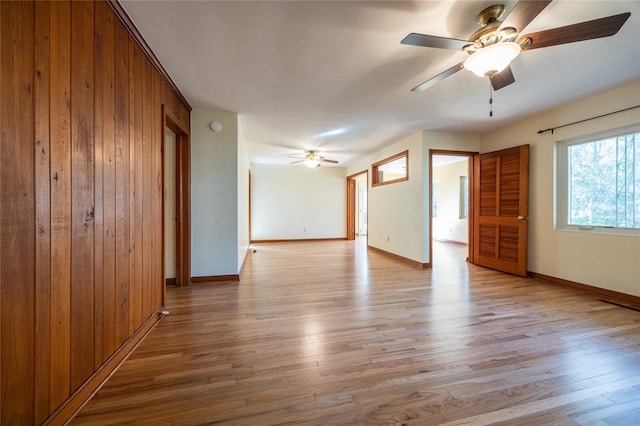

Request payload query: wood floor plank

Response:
[73,240,640,425]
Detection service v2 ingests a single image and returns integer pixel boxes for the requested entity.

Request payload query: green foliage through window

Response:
[566,131,639,229]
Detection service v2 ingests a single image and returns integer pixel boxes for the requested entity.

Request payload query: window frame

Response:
[372,150,408,187]
[555,124,640,237]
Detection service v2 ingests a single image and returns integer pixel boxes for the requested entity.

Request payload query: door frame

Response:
[162,105,190,290]
[346,170,368,240]
[428,149,478,267]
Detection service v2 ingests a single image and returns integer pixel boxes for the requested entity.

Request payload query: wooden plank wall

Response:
[0,1,191,424]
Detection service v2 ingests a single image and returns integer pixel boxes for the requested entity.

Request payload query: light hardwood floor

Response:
[73,239,640,425]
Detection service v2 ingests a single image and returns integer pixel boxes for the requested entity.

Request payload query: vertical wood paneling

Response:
[34,1,52,423]
[129,42,144,333]
[150,60,159,315]
[128,39,136,335]
[134,47,144,327]
[0,1,191,423]
[99,0,117,362]
[49,0,73,412]
[151,73,158,312]
[114,22,130,348]
[142,56,152,320]
[153,72,163,310]
[70,0,96,391]
[93,0,105,370]
[0,2,35,423]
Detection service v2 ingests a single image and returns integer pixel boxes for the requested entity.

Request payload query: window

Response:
[556,125,640,235]
[372,150,408,186]
[459,176,468,219]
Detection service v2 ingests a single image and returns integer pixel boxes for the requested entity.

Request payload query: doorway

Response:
[429,150,477,267]
[358,179,368,235]
[162,106,190,291]
[346,170,368,240]
[429,146,530,275]
[164,128,177,286]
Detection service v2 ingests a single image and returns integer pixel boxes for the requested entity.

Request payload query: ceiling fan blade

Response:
[518,12,631,50]
[320,159,339,164]
[491,66,515,91]
[290,160,304,164]
[411,62,465,92]
[499,0,552,32]
[401,33,470,50]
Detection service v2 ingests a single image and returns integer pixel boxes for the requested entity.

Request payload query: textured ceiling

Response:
[121,0,640,166]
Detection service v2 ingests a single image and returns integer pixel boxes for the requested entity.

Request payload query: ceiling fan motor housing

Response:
[477,4,506,26]
[465,5,519,54]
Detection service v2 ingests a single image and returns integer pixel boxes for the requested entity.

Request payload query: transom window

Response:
[372,150,408,187]
[555,125,640,235]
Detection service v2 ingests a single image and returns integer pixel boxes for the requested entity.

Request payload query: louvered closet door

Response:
[473,145,529,276]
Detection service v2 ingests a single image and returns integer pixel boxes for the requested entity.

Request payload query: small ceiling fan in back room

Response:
[289,151,339,168]
[401,0,631,98]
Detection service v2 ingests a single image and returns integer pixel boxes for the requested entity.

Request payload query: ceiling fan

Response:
[289,151,339,168]
[402,0,631,92]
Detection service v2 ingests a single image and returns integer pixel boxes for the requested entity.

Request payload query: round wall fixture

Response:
[210,121,222,132]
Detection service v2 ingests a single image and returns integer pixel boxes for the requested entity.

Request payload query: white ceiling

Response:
[121,0,640,167]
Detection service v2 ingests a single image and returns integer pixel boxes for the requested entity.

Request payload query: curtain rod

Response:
[537,105,640,135]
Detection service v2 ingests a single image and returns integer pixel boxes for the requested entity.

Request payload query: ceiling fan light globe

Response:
[464,42,521,77]
[304,158,320,168]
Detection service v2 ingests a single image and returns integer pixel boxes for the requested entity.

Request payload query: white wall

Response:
[251,164,346,240]
[433,159,468,243]
[347,132,426,263]
[237,120,250,271]
[191,109,239,277]
[480,80,640,297]
[372,134,425,262]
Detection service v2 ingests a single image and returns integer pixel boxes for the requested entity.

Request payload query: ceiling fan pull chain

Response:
[489,78,494,117]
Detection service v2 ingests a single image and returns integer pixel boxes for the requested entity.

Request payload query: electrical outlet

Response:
[387,236,390,242]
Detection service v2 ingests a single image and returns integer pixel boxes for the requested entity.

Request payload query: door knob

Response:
[518,216,528,220]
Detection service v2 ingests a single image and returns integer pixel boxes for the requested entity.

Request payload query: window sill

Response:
[556,225,640,238]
